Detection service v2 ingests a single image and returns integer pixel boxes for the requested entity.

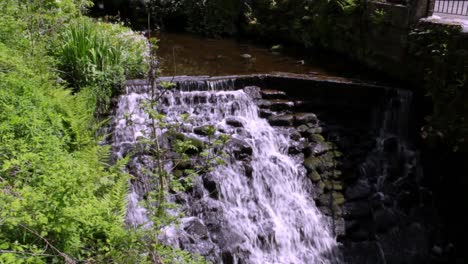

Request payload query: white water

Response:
[113,81,340,263]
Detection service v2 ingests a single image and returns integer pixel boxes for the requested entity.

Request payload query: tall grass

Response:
[57,18,148,114]
[59,20,123,89]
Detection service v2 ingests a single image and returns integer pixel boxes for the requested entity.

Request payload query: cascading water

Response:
[112,79,341,264]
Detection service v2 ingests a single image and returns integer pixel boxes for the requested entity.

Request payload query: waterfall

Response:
[112,79,341,264]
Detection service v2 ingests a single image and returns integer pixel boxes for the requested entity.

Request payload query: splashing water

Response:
[113,80,341,264]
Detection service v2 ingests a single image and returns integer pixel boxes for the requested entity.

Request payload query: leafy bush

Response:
[0,43,130,263]
[57,17,148,113]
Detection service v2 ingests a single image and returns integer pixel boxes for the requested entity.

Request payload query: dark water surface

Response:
[157,32,364,78]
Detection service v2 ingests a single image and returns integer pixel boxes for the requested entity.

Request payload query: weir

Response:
[111,74,431,264]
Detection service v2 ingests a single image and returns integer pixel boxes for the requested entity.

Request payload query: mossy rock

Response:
[331,150,343,158]
[308,171,321,182]
[304,153,336,172]
[309,133,325,143]
[316,181,325,194]
[322,170,343,179]
[323,180,343,191]
[333,192,345,205]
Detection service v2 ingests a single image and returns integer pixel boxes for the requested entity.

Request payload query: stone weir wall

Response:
[127,74,448,264]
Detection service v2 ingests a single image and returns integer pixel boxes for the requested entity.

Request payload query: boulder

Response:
[225,117,244,128]
[228,138,253,160]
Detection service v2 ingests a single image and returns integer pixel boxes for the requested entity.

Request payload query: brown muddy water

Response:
[156,32,358,78]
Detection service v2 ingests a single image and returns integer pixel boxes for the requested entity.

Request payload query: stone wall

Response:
[159,74,446,263]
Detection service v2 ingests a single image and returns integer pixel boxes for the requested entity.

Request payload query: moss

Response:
[308,171,321,182]
[309,133,325,143]
[324,180,343,191]
[332,192,346,205]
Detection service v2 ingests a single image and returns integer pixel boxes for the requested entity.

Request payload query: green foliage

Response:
[183,0,241,36]
[409,23,468,152]
[0,42,130,262]
[57,17,148,114]
[243,0,360,47]
[0,1,202,263]
[146,0,241,36]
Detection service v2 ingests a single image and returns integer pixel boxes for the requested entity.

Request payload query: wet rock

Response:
[268,114,294,126]
[288,145,302,155]
[194,125,214,136]
[240,53,252,59]
[316,181,325,195]
[317,193,332,206]
[226,117,244,128]
[305,152,336,173]
[290,130,302,141]
[295,113,317,125]
[260,89,286,99]
[432,245,443,256]
[258,99,294,111]
[317,192,345,206]
[222,252,234,264]
[333,192,345,205]
[243,86,262,100]
[259,109,274,118]
[306,127,323,135]
[304,142,332,156]
[309,133,326,143]
[303,156,316,171]
[203,175,219,199]
[322,170,343,179]
[184,218,209,239]
[296,124,309,134]
[270,44,283,52]
[324,180,343,191]
[229,138,253,160]
[308,171,321,182]
[243,162,253,178]
[345,180,371,200]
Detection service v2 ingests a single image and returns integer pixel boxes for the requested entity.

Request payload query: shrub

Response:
[57,17,148,113]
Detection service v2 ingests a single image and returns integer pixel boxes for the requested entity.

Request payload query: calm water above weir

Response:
[157,33,363,78]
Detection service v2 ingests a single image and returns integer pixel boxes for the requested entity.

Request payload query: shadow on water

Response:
[156,32,387,84]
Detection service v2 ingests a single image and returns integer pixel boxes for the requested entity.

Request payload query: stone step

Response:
[267,112,320,127]
[260,89,287,99]
[268,114,294,126]
[258,99,294,111]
